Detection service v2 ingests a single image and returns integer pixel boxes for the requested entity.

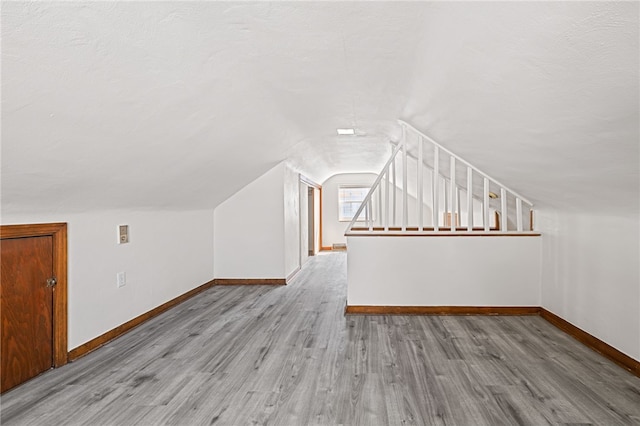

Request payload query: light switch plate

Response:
[118,225,129,244]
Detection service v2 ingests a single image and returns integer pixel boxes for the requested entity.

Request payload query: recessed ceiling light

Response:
[337,128,355,135]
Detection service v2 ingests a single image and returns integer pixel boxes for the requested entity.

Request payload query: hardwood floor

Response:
[2,252,639,425]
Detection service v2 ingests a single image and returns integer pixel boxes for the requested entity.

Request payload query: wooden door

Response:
[1,236,54,392]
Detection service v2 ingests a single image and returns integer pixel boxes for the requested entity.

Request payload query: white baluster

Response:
[516,197,523,232]
[402,137,408,231]
[501,188,507,232]
[392,158,397,227]
[417,136,423,231]
[483,178,490,231]
[467,167,473,231]
[384,169,390,231]
[450,157,456,231]
[456,186,461,229]
[443,179,448,229]
[433,148,439,231]
[377,182,382,229]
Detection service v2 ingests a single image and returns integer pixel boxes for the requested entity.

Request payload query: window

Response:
[338,186,370,222]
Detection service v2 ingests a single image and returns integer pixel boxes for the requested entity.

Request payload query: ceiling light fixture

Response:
[488,192,499,199]
[336,128,355,135]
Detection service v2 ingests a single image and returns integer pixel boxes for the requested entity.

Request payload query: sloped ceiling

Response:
[2,2,637,215]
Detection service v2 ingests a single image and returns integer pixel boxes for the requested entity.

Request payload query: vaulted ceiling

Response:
[2,2,638,215]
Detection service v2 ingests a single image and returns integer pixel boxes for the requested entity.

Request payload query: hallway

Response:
[2,252,639,425]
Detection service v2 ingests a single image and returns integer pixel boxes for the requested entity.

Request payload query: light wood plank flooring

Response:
[1,252,639,425]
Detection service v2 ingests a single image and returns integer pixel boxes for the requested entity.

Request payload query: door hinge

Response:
[46,277,57,288]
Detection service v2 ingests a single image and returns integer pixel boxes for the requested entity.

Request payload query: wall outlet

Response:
[117,272,126,288]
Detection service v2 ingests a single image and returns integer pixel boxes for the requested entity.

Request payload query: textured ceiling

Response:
[1,2,638,215]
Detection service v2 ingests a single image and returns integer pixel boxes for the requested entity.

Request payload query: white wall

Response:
[213,162,302,280]
[214,163,285,279]
[1,209,214,350]
[538,210,640,361]
[347,235,541,307]
[283,166,301,278]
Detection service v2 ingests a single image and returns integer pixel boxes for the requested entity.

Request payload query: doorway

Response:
[308,186,315,256]
[299,176,321,268]
[1,223,68,393]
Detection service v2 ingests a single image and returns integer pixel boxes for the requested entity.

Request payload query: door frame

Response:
[299,175,322,256]
[1,223,68,367]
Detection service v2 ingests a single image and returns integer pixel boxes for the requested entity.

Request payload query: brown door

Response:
[1,236,54,392]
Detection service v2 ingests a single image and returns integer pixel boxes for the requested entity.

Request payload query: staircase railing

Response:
[345,120,535,235]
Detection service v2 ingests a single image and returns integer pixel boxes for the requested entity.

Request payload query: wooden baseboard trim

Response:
[68,279,215,361]
[215,278,286,286]
[320,246,333,251]
[540,308,639,377]
[345,305,541,316]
